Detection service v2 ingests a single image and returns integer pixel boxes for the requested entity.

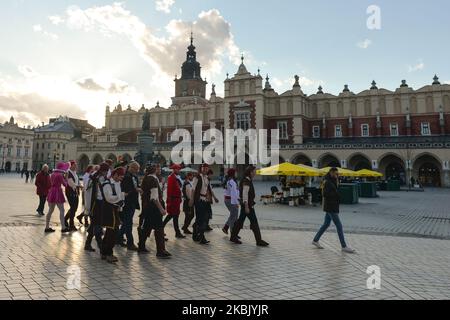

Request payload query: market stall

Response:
[257,162,323,206]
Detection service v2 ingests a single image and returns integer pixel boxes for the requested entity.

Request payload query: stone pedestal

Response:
[135,132,155,169]
[443,170,450,188]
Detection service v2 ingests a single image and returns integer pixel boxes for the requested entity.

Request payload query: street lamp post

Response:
[1,140,6,171]
[53,149,59,169]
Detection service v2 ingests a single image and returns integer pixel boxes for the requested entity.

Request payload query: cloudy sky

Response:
[0,0,449,128]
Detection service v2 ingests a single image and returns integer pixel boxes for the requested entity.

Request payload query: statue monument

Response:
[135,109,156,169]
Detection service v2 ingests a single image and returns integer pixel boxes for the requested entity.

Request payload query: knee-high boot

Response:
[137,227,149,254]
[84,232,95,251]
[250,222,269,247]
[230,220,243,244]
[154,229,171,259]
[192,222,199,242]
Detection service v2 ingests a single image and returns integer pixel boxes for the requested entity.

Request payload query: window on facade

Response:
[93,136,98,143]
[277,121,288,140]
[17,148,21,157]
[63,144,66,150]
[167,132,172,142]
[312,126,320,138]
[7,147,12,156]
[48,143,51,149]
[36,143,39,150]
[107,135,111,143]
[335,125,342,137]
[390,123,399,136]
[421,122,431,136]
[235,112,251,131]
[25,148,29,157]
[62,154,65,161]
[361,124,370,137]
[57,143,60,149]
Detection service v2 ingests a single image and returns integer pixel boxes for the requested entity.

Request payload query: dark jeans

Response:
[237,206,259,226]
[118,205,136,246]
[37,195,47,213]
[193,201,209,239]
[102,228,118,256]
[163,215,182,234]
[86,224,103,249]
[65,193,79,227]
[313,212,347,248]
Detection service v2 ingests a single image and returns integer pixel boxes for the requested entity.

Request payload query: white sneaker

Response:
[342,247,356,254]
[312,241,324,249]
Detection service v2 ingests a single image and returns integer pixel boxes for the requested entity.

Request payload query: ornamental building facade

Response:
[76,38,450,187]
[0,117,34,172]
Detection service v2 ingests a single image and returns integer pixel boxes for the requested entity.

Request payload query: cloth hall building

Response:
[76,37,450,187]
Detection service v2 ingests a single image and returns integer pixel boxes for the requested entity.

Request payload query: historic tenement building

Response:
[0,117,34,172]
[76,37,450,187]
[33,116,95,171]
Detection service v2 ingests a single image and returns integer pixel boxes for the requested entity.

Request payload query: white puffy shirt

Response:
[224,179,240,205]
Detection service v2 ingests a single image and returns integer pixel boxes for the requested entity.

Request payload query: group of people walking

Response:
[34,160,354,264]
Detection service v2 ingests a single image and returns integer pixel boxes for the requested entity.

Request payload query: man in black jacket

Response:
[312,167,355,253]
[118,161,142,251]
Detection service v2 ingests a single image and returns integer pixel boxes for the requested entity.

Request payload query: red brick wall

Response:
[296,113,450,138]
[229,100,256,130]
[410,115,440,136]
[266,118,293,144]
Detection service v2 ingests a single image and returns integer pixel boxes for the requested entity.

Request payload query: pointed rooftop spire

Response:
[371,80,378,90]
[264,74,272,90]
[433,74,441,85]
[236,53,249,75]
[293,75,300,87]
[317,85,323,94]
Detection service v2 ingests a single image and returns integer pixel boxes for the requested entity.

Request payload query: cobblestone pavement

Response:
[0,174,449,300]
[0,225,449,300]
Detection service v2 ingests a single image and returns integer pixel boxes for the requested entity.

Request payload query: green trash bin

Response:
[360,182,378,198]
[338,183,359,204]
[387,180,401,191]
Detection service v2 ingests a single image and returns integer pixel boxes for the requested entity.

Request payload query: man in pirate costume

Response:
[117,161,141,250]
[64,160,81,231]
[230,165,269,247]
[137,163,171,259]
[189,163,214,245]
[163,164,185,239]
[205,169,219,232]
[84,163,109,252]
[181,172,194,235]
[99,167,126,264]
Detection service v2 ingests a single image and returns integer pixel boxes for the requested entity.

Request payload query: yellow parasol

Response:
[355,169,383,177]
[319,167,359,177]
[257,162,323,177]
